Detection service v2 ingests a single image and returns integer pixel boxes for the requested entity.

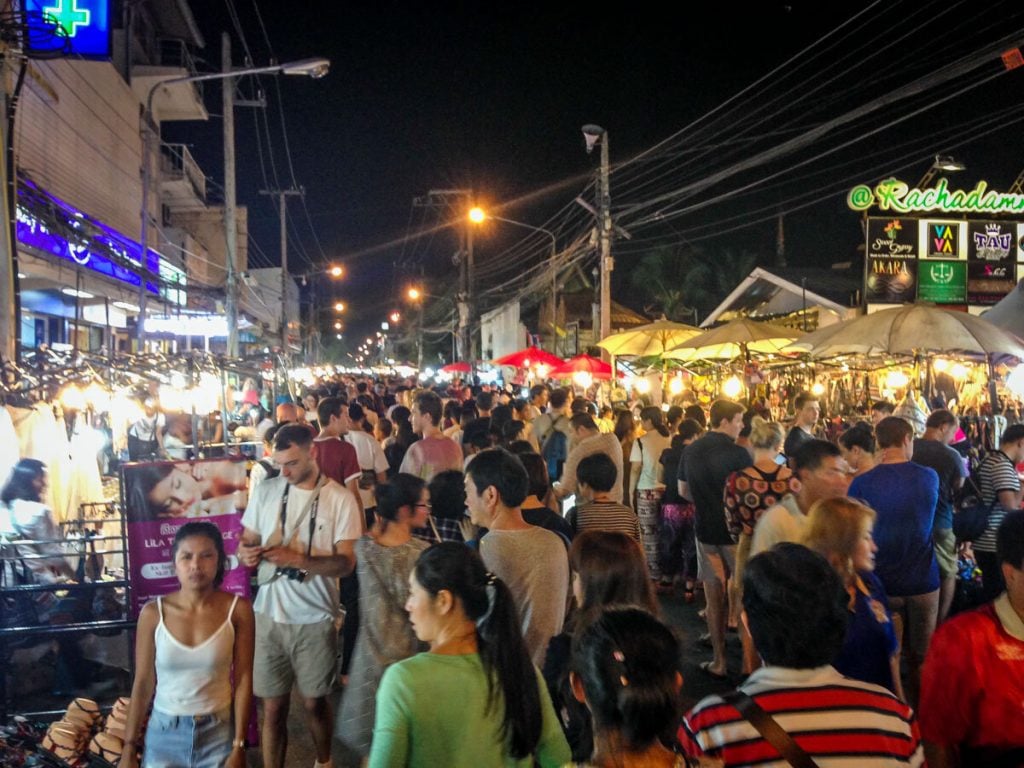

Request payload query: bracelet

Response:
[232,739,246,750]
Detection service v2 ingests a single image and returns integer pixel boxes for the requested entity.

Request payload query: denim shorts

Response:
[142,708,232,768]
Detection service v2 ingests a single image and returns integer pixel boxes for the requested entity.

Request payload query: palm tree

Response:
[630,245,760,323]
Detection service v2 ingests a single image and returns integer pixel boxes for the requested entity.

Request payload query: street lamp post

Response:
[468,208,559,354]
[137,55,330,351]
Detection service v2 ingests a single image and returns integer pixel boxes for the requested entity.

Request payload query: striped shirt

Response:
[565,500,641,542]
[975,449,1020,553]
[679,665,924,767]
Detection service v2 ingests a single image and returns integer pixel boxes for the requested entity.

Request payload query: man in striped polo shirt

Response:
[564,452,640,542]
[680,543,924,766]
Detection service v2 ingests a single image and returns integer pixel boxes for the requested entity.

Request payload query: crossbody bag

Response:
[722,690,820,768]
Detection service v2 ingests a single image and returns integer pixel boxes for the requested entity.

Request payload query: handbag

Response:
[953,476,994,542]
[722,690,820,768]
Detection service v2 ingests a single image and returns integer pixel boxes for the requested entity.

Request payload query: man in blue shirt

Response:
[912,409,967,623]
[849,416,939,704]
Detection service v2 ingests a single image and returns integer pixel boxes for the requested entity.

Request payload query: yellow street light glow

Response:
[328,265,344,278]
[407,287,421,301]
[468,207,486,223]
[389,311,401,323]
[885,370,910,390]
[722,376,743,399]
[334,302,346,312]
[334,321,342,330]
[573,371,593,389]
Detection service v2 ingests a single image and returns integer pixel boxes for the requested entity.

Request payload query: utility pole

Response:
[260,187,302,350]
[413,189,474,362]
[582,125,612,356]
[0,54,17,361]
[597,132,612,348]
[222,32,240,358]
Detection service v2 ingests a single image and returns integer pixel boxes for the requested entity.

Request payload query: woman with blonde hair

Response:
[803,496,903,700]
[723,417,796,675]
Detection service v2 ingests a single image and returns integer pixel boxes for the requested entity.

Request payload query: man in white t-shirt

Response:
[344,402,388,520]
[238,424,360,768]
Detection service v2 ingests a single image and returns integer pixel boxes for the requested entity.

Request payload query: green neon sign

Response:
[43,0,91,36]
[848,178,1024,215]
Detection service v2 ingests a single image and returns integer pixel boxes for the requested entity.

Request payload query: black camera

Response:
[275,567,308,582]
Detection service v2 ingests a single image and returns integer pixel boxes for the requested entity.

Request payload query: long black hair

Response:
[571,607,681,750]
[1,458,45,504]
[413,542,541,758]
[639,406,670,438]
[374,473,426,531]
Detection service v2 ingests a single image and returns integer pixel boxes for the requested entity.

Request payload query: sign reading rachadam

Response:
[849,178,1024,215]
[854,180,1024,308]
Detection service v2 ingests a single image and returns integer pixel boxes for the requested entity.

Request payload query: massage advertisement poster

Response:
[122,458,250,618]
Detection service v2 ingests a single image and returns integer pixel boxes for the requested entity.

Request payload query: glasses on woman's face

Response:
[415,502,432,510]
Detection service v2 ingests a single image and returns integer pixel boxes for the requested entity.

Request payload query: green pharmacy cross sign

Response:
[26,0,109,57]
[43,0,91,36]
[849,178,1024,215]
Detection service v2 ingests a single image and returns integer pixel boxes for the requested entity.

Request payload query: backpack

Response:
[540,415,569,481]
[257,458,280,480]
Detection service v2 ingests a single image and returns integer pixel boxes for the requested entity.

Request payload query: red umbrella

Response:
[440,362,472,373]
[491,346,564,369]
[548,354,618,380]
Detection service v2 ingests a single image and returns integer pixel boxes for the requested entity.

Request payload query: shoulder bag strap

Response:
[722,690,820,768]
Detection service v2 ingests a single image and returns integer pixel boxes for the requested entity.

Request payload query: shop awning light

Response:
[62,287,95,299]
[113,301,140,312]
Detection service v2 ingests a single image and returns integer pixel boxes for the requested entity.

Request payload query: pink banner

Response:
[121,458,250,617]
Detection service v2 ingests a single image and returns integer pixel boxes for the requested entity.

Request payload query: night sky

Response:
[172,1,1024,347]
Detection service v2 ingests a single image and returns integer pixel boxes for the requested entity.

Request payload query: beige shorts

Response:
[696,540,736,588]
[254,614,337,699]
[933,527,957,579]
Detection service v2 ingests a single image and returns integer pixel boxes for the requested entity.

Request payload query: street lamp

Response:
[137,55,331,351]
[334,301,346,312]
[470,208,559,353]
[917,154,966,188]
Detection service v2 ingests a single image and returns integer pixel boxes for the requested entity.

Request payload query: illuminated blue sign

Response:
[25,0,111,59]
[17,206,160,296]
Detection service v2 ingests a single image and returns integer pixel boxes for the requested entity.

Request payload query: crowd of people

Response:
[62,377,1024,766]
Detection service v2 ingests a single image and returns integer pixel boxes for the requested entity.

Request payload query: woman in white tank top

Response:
[120,521,255,768]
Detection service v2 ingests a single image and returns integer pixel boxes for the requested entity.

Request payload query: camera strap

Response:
[279,473,325,558]
[258,474,325,585]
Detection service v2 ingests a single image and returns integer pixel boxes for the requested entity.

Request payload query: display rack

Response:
[0,502,134,721]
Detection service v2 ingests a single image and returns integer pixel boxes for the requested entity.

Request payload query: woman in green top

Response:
[368,542,571,768]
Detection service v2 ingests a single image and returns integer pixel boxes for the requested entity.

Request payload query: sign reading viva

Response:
[848,178,1024,215]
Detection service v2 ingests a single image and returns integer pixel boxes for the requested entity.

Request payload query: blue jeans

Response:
[143,709,232,768]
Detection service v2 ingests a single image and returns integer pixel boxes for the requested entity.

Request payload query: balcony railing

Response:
[160,143,207,205]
